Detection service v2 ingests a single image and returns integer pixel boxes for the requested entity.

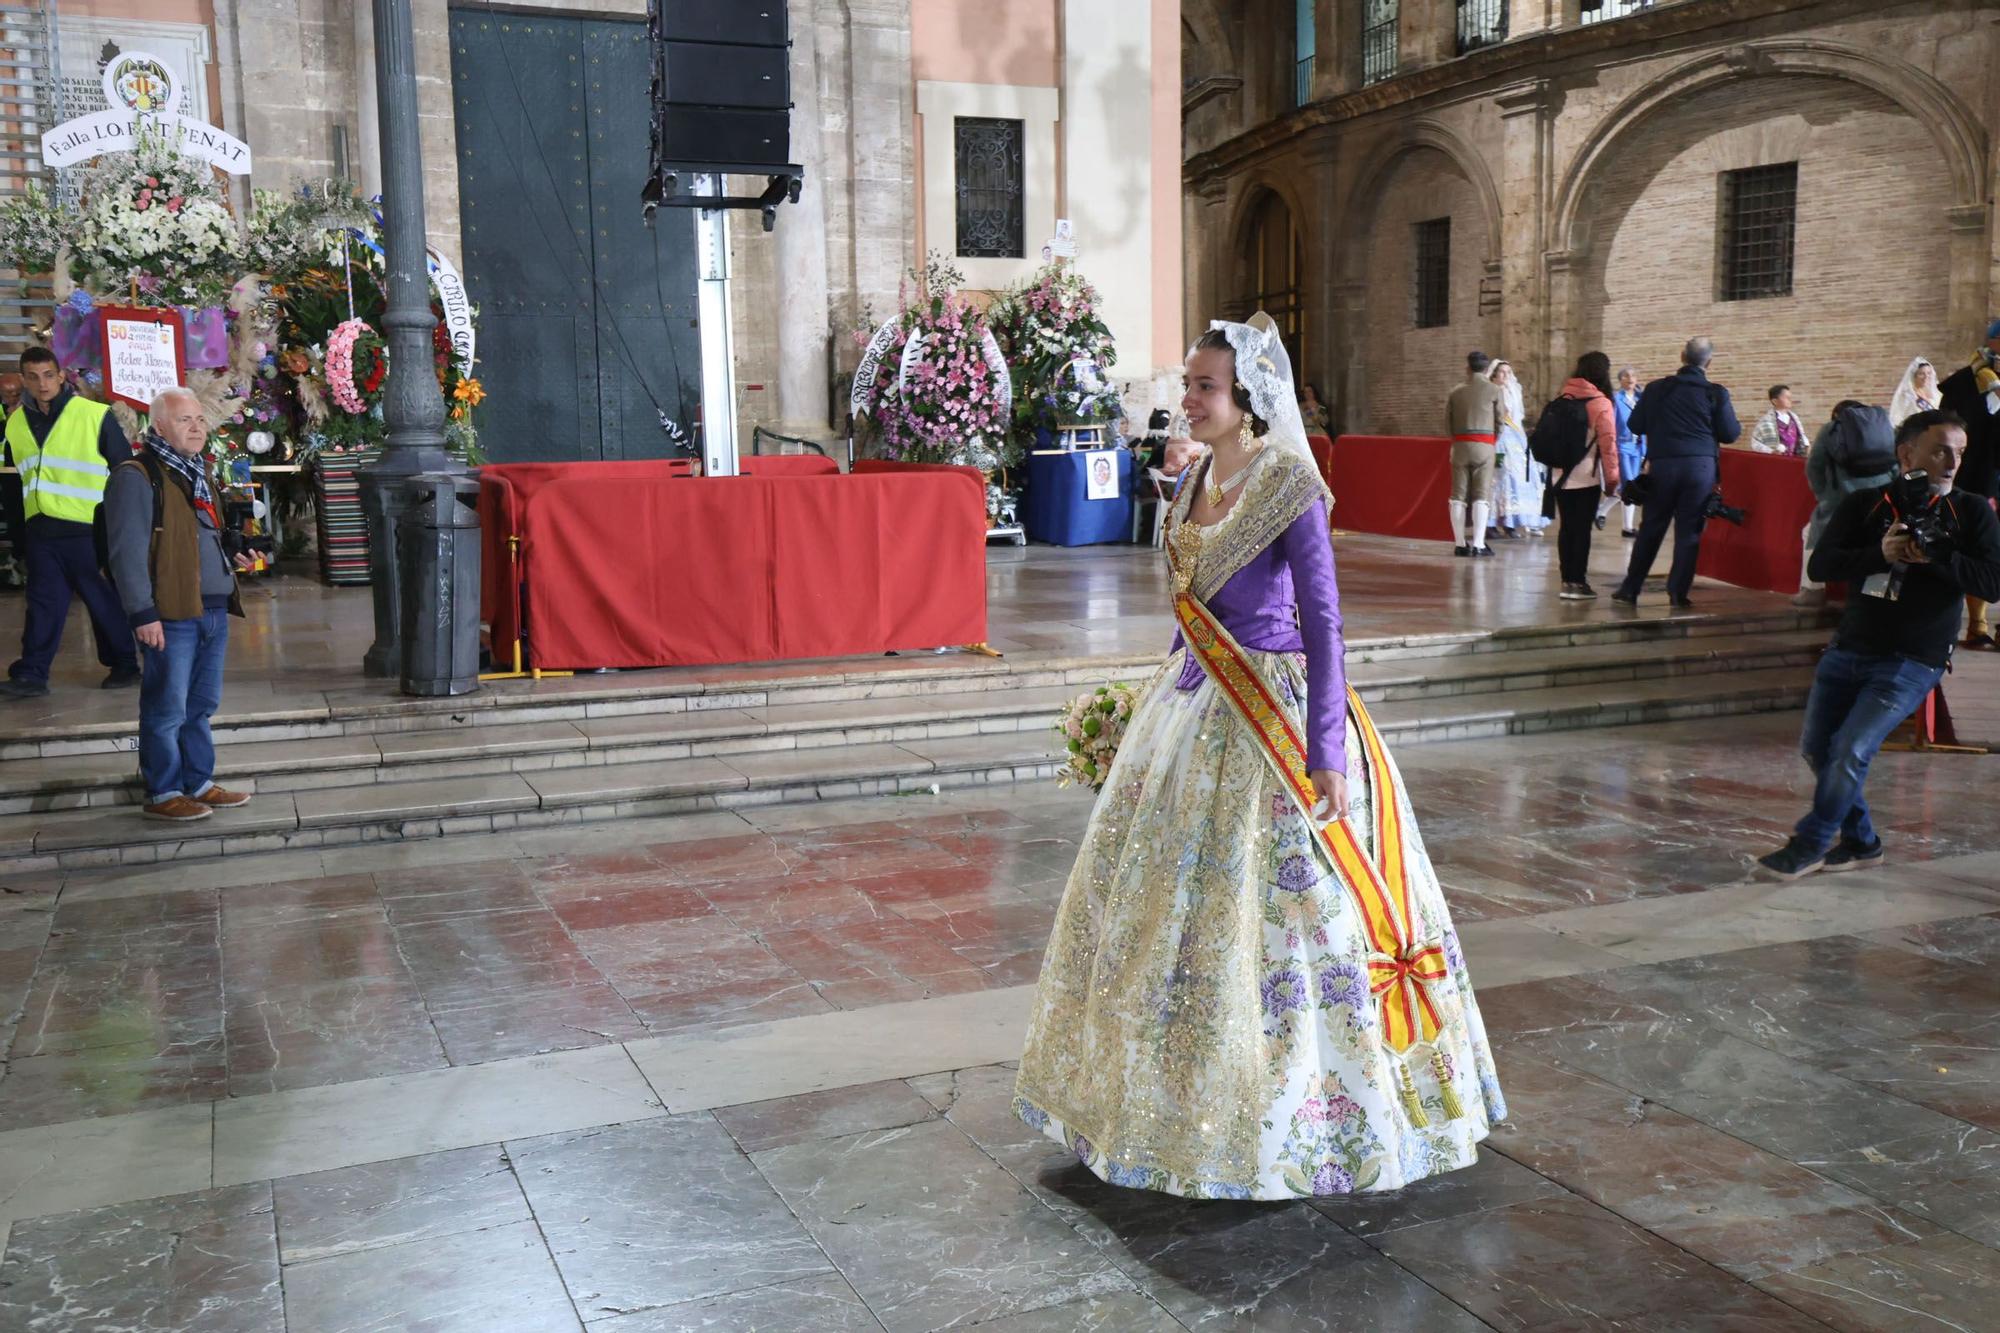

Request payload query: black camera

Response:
[1701,491,1748,526]
[1890,469,1957,560]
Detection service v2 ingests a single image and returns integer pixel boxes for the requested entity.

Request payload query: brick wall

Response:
[1581,75,1954,430]
[1357,147,1502,436]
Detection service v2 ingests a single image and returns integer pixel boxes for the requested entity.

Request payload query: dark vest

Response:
[114,455,244,622]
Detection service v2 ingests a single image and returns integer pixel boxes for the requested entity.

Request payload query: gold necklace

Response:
[1205,446,1264,508]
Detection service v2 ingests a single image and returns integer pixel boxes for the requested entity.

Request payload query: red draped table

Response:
[1316,435,1455,542]
[1696,450,1817,595]
[478,459,986,671]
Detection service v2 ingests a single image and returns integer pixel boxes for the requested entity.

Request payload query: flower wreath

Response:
[326,317,388,415]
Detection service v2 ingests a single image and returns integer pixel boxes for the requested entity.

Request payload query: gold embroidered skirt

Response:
[1014,649,1507,1199]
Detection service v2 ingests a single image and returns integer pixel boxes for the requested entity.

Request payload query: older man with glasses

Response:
[104,387,254,822]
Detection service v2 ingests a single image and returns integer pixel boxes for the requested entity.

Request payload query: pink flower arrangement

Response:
[861,284,1012,466]
[326,318,374,414]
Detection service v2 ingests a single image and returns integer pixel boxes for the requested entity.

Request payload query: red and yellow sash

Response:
[1170,584,1462,1125]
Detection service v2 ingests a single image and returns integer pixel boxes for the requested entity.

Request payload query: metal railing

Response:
[1294,55,1315,107]
[1456,0,1508,54]
[1579,0,1653,26]
[1362,0,1400,86]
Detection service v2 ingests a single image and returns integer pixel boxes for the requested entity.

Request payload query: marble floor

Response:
[2,699,1998,1330]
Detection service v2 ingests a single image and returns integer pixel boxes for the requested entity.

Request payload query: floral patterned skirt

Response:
[1014,650,1506,1200]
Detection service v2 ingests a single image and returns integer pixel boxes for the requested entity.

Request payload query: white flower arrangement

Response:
[1054,683,1139,792]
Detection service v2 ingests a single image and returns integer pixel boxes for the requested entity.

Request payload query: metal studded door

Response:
[450,10,700,463]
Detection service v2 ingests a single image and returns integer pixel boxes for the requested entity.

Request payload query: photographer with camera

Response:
[1611,337,1740,609]
[1757,410,2000,879]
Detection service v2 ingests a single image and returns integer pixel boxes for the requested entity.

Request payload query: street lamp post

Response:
[360,0,460,679]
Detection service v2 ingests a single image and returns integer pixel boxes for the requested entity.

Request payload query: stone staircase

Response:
[0,608,1829,873]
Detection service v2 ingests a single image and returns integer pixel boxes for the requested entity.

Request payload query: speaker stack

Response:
[644,0,802,230]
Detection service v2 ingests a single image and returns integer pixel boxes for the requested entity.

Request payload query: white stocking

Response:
[1448,500,1468,545]
[1469,500,1490,549]
[1623,503,1639,532]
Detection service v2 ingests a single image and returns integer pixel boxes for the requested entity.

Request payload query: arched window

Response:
[1234,192,1307,372]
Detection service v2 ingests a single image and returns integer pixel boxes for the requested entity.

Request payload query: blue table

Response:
[1024,449,1136,546]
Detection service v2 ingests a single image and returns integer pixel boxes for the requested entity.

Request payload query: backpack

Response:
[92,452,167,585]
[1822,404,1896,477]
[1529,396,1592,471]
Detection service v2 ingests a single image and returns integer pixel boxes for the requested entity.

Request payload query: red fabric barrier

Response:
[480,457,839,655]
[1308,434,1334,491]
[481,462,694,661]
[1323,435,1455,541]
[1696,450,1818,594]
[519,470,987,669]
[851,458,988,488]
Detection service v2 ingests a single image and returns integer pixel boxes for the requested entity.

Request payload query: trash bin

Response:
[397,472,482,697]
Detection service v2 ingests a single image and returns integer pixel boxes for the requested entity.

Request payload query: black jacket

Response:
[1808,484,2000,668]
[1625,367,1740,461]
[1938,362,1999,498]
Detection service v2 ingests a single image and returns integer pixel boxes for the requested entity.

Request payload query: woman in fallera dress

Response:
[1014,314,1506,1201]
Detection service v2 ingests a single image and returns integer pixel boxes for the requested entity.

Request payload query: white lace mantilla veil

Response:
[1202,312,1333,503]
[1889,355,1935,426]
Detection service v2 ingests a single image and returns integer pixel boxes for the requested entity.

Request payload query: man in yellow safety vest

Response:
[0,348,140,699]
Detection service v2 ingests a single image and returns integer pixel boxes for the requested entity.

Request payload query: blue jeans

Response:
[9,516,137,683]
[138,608,230,803]
[1794,646,1943,855]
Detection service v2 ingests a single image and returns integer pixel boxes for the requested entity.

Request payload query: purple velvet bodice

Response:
[1171,498,1348,774]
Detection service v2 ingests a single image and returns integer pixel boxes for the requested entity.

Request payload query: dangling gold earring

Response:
[1237,415,1254,448]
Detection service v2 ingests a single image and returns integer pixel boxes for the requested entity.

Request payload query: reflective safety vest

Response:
[5,396,113,524]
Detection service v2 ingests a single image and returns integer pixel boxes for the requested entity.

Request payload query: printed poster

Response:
[1084,449,1120,501]
[98,306,186,410]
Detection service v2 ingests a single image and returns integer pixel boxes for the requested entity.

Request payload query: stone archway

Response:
[1552,45,1983,421]
[1341,121,1504,290]
[1224,180,1313,375]
[1335,126,1503,434]
[1552,40,1991,351]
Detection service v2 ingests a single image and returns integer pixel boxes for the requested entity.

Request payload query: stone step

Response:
[0,606,1827,762]
[0,664,1814,874]
[0,632,1825,813]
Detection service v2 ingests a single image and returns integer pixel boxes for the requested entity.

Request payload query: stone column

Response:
[1190,176,1231,330]
[1496,79,1555,399]
[844,0,914,333]
[360,0,459,680]
[1330,282,1368,433]
[1946,204,1991,350]
[1543,248,1584,396]
[776,0,832,433]
[1399,0,1455,74]
[1510,0,1564,37]
[410,0,461,262]
[1064,0,1155,373]
[354,1,383,196]
[1301,135,1342,399]
[1317,0,1357,96]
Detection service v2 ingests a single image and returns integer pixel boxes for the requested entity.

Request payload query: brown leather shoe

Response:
[193,785,253,809]
[143,796,214,822]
